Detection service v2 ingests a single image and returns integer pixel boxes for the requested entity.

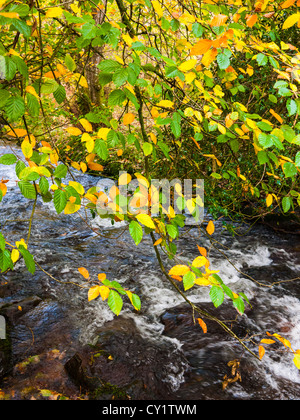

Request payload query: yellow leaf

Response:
[258,345,265,360]
[293,353,300,370]
[178,59,197,72]
[45,7,63,18]
[97,127,110,140]
[64,202,81,214]
[149,132,157,144]
[201,47,218,67]
[192,256,208,268]
[81,132,92,143]
[152,0,164,17]
[0,12,19,19]
[78,76,88,88]
[118,172,132,185]
[66,127,82,136]
[99,285,110,301]
[21,140,33,159]
[282,13,300,29]
[206,220,215,235]
[86,138,95,154]
[266,194,273,207]
[88,286,100,302]
[136,213,156,229]
[11,249,20,263]
[194,277,211,286]
[197,318,208,333]
[157,100,174,108]
[78,267,90,279]
[79,118,93,132]
[69,181,85,195]
[168,265,190,277]
[123,113,135,125]
[26,86,39,99]
[80,162,87,173]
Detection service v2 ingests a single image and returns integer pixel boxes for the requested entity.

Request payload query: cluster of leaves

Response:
[258,331,300,371]
[78,267,141,316]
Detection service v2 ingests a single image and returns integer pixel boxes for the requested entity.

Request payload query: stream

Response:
[0,141,300,400]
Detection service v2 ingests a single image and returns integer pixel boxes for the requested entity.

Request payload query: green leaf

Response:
[40,79,59,94]
[258,133,273,149]
[54,164,68,179]
[18,246,35,274]
[53,85,66,104]
[94,139,108,160]
[256,53,268,66]
[283,162,297,177]
[217,53,230,70]
[18,181,37,199]
[282,196,291,213]
[129,220,143,245]
[65,54,76,72]
[171,112,181,139]
[295,151,300,167]
[183,270,196,291]
[209,285,224,308]
[53,189,67,214]
[142,142,153,156]
[131,293,141,311]
[108,289,123,316]
[0,249,12,272]
[108,89,126,106]
[287,99,297,116]
[233,296,245,314]
[166,224,178,239]
[0,89,10,108]
[39,177,49,195]
[0,153,17,165]
[112,68,128,87]
[5,95,25,122]
[98,59,121,72]
[0,232,5,251]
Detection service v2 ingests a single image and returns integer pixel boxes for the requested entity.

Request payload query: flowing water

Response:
[0,141,300,400]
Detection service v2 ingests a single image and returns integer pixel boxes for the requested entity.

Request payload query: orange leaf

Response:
[197,318,207,333]
[190,39,213,56]
[123,113,135,125]
[269,109,283,124]
[260,339,276,344]
[88,162,104,171]
[246,14,258,28]
[98,273,107,281]
[280,0,296,8]
[210,14,228,27]
[258,345,265,360]
[206,220,215,235]
[197,246,207,257]
[78,267,90,279]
